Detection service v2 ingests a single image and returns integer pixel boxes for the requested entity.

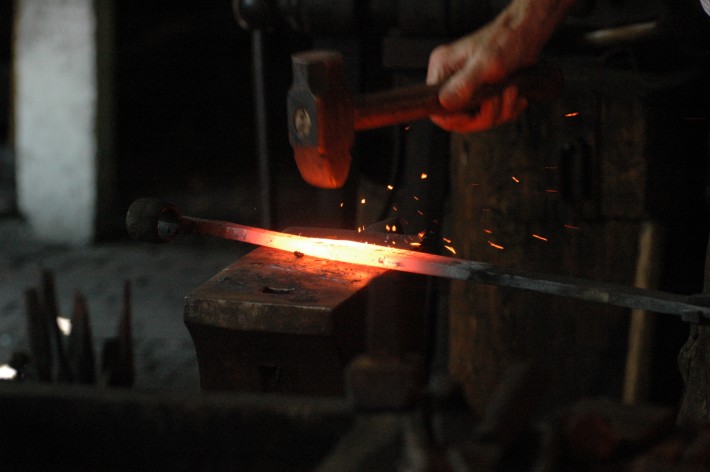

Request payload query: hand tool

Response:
[287,50,564,188]
[126,198,710,321]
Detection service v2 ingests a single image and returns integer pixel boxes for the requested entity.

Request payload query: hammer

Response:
[288,50,564,189]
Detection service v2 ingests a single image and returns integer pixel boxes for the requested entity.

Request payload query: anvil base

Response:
[184,244,386,395]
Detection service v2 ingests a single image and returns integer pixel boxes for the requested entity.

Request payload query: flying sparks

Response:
[488,241,505,250]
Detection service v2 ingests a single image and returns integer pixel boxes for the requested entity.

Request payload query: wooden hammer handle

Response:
[353,62,563,131]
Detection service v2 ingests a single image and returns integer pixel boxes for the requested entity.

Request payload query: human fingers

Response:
[430,110,491,133]
[497,85,528,123]
[426,44,460,85]
[430,85,528,133]
[437,57,490,112]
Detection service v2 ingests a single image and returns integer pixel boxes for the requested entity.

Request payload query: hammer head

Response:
[288,51,354,189]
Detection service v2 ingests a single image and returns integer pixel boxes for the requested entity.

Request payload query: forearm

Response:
[492,0,577,66]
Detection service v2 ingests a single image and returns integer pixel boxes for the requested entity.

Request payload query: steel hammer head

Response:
[288,51,354,189]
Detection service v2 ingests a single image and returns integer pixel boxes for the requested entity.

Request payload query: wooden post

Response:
[623,222,663,405]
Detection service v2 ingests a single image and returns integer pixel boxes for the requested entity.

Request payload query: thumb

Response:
[439,63,483,111]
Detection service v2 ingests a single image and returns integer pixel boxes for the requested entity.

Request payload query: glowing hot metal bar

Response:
[126,198,710,322]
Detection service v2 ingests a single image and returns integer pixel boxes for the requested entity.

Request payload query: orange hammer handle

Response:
[353,62,563,130]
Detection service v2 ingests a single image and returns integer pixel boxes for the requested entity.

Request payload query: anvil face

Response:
[184,243,387,395]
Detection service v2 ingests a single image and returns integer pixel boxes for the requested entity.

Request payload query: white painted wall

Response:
[15,0,112,245]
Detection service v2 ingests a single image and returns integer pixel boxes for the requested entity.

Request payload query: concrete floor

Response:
[0,216,251,391]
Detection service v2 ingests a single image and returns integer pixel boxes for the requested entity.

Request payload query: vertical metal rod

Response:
[252,30,271,228]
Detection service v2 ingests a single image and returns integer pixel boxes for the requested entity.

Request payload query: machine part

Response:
[233,0,287,30]
[252,30,272,228]
[127,198,710,321]
[288,50,563,188]
[234,0,364,33]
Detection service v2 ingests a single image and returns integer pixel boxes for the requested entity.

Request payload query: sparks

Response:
[339,202,344,208]
[545,189,558,193]
[512,176,520,183]
[532,234,548,242]
[417,210,424,216]
[442,237,452,243]
[421,173,428,180]
[444,245,457,255]
[413,195,420,201]
[387,185,394,190]
[392,225,397,232]
[409,242,422,248]
[418,230,427,240]
[392,206,398,212]
[564,224,580,230]
[488,241,505,250]
[565,112,579,117]
[361,198,366,204]
[483,229,493,234]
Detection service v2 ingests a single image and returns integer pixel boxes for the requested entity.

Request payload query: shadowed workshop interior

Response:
[1,0,710,470]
